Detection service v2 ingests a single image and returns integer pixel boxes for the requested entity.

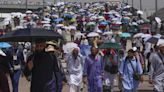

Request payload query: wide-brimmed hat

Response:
[45,45,55,52]
[46,41,58,47]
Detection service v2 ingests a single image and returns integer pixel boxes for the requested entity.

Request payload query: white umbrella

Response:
[133,33,144,38]
[115,21,122,25]
[155,17,161,24]
[15,26,24,29]
[87,32,100,37]
[126,12,132,16]
[26,10,32,14]
[137,20,144,24]
[153,34,162,39]
[41,21,50,24]
[0,49,6,56]
[131,22,138,26]
[64,42,78,53]
[52,14,58,18]
[124,5,131,9]
[68,26,76,30]
[43,24,51,27]
[137,10,144,15]
[56,24,64,27]
[75,32,84,38]
[95,29,102,33]
[44,18,51,22]
[103,31,113,35]
[141,34,152,38]
[157,39,164,46]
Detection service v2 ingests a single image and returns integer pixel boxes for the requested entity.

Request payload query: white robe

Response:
[66,54,84,86]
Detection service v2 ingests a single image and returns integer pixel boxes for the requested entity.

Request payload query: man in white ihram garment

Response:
[149,39,164,92]
[66,46,84,92]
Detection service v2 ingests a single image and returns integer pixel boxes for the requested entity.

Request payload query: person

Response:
[0,49,10,92]
[45,41,66,92]
[103,48,118,92]
[66,47,84,92]
[70,28,76,41]
[24,40,58,92]
[6,44,24,92]
[148,42,164,92]
[83,47,104,92]
[119,49,143,92]
[133,47,145,72]
[118,50,125,92]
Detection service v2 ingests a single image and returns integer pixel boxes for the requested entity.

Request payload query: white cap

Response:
[132,47,137,51]
[157,39,164,47]
[45,45,55,52]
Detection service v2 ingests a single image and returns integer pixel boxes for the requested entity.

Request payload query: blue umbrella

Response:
[54,18,64,23]
[119,33,131,38]
[0,42,11,48]
[99,21,108,25]
[63,14,73,18]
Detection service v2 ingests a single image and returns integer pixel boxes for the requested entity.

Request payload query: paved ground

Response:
[8,74,153,92]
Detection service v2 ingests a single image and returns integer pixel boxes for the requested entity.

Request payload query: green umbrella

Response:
[99,42,121,49]
[86,22,96,26]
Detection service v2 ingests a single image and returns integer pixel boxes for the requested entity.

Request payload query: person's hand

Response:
[28,60,33,71]
[62,81,67,85]
[149,79,154,84]
[83,77,88,85]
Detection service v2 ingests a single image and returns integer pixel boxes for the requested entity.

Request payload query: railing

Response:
[0,4,44,9]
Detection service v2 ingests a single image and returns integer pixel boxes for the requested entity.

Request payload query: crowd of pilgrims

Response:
[0,1,164,92]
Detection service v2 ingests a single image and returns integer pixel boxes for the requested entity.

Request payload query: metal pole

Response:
[127,0,129,4]
[132,0,133,7]
[140,0,142,10]
[43,0,45,8]
[26,0,28,11]
[155,0,158,16]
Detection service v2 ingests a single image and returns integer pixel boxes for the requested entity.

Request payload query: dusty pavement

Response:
[8,74,153,92]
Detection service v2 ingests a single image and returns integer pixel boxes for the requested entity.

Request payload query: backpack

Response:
[104,55,118,74]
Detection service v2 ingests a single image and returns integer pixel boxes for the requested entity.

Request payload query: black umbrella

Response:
[0,28,63,42]
[146,37,159,44]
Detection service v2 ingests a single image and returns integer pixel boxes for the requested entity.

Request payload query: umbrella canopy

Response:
[43,24,51,27]
[133,33,144,38]
[99,21,108,25]
[119,33,131,38]
[54,18,64,23]
[0,42,11,48]
[103,31,113,35]
[99,42,121,49]
[86,22,96,26]
[0,49,6,56]
[64,42,78,53]
[0,28,63,42]
[75,32,84,38]
[137,10,144,15]
[146,37,159,44]
[141,34,152,38]
[87,32,99,37]
[155,17,161,24]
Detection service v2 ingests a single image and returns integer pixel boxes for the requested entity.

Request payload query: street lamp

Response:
[43,0,45,8]
[155,0,158,16]
[26,0,28,11]
[140,0,142,10]
[132,0,133,8]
